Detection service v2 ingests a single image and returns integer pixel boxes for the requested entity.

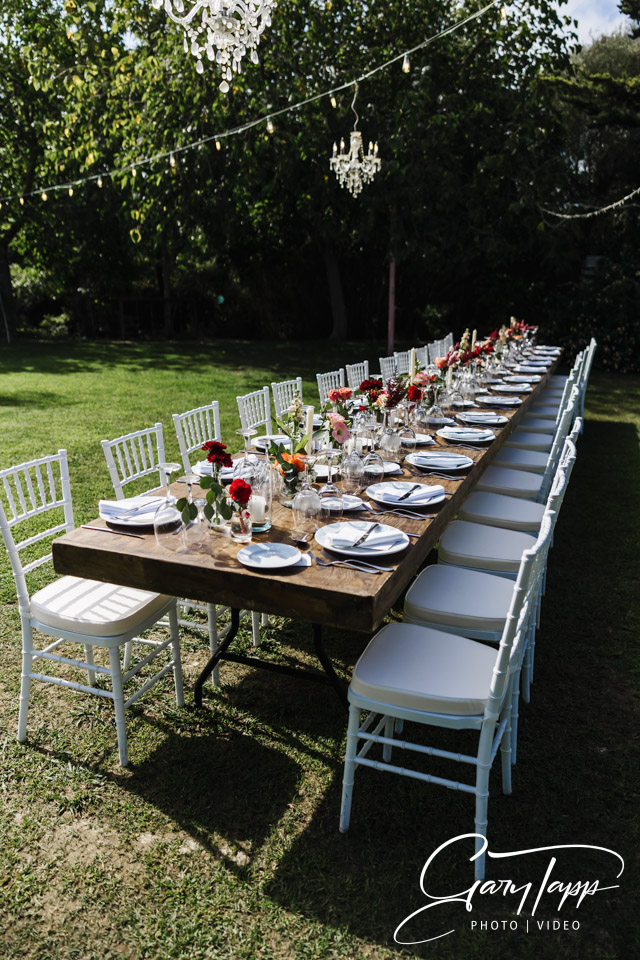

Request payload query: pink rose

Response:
[327,389,340,403]
[434,357,448,370]
[327,411,346,425]
[337,387,353,400]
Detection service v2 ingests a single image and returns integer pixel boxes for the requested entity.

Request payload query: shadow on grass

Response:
[0,339,407,381]
[0,391,79,408]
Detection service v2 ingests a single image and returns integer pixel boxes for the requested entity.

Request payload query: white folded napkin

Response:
[381,483,444,503]
[99,495,164,519]
[441,428,491,439]
[328,523,404,550]
[412,455,468,467]
[255,434,291,448]
[461,412,503,422]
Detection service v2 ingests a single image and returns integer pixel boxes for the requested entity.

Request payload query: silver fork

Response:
[315,552,394,573]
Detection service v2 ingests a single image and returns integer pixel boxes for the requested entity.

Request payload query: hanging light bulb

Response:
[330,94,337,108]
[132,167,137,178]
[68,187,74,196]
[169,154,176,168]
[97,176,103,188]
[266,118,274,134]
[19,197,24,206]
[402,53,410,73]
[216,140,222,151]
[41,192,48,201]
[500,5,508,21]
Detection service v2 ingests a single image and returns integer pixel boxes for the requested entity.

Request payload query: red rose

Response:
[229,477,252,505]
[203,440,233,468]
[407,384,422,402]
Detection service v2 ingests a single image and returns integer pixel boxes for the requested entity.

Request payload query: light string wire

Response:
[0,0,500,205]
[540,184,640,220]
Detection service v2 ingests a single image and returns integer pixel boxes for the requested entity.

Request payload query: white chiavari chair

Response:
[378,356,396,385]
[415,346,428,369]
[393,350,411,375]
[345,361,369,391]
[271,377,304,419]
[237,386,273,437]
[443,331,454,351]
[101,423,165,500]
[340,512,553,881]
[173,401,222,473]
[316,369,345,405]
[0,450,183,767]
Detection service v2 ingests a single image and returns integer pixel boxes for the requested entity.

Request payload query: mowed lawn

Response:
[0,340,638,960]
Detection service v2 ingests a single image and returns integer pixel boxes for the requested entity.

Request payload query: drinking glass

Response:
[292,481,322,541]
[318,447,344,521]
[184,497,207,549]
[153,462,184,552]
[342,449,365,496]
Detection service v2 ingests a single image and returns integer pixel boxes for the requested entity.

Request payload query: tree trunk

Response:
[324,249,347,340]
[387,205,397,355]
[160,240,173,339]
[0,243,16,342]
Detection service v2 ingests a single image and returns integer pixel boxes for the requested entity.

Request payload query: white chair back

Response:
[443,332,454,352]
[415,346,428,369]
[173,401,222,474]
[237,387,272,436]
[394,350,411,375]
[101,423,165,500]
[578,338,597,418]
[345,361,369,391]
[0,450,74,615]
[316,369,345,405]
[271,377,303,418]
[538,385,579,501]
[427,339,446,363]
[378,355,396,385]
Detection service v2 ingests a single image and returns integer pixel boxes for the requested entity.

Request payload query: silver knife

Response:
[352,522,381,548]
[397,483,421,502]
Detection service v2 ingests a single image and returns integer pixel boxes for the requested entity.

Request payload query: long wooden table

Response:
[52,360,557,705]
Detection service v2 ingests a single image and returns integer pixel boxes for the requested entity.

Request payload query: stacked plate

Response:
[456,411,508,426]
[315,520,410,558]
[237,543,302,570]
[406,451,473,472]
[99,495,165,527]
[491,383,532,394]
[437,426,495,444]
[476,395,522,407]
[366,481,445,507]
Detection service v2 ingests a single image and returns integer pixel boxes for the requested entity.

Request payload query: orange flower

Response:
[281,452,306,473]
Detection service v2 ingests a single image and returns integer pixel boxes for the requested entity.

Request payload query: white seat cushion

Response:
[504,431,553,452]
[404,564,514,633]
[31,576,172,639]
[350,622,496,716]
[519,416,556,434]
[491,446,547,474]
[438,520,537,574]
[476,465,543,500]
[458,491,545,532]
[529,406,559,419]
[548,375,570,385]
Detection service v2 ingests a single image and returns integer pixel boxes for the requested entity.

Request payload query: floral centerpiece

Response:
[176,440,252,530]
[269,392,312,502]
[320,386,353,448]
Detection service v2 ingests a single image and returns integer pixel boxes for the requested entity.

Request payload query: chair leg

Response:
[123,641,133,672]
[474,730,493,881]
[340,705,361,832]
[17,621,33,744]
[109,647,128,767]
[383,716,394,762]
[84,644,97,686]
[501,716,513,795]
[511,682,520,766]
[207,603,220,687]
[261,613,269,627]
[251,611,261,648]
[168,604,184,708]
[395,718,404,734]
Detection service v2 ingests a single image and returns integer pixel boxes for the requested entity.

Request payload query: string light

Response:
[169,154,176,168]
[0,1,501,207]
[19,197,24,206]
[541,184,640,220]
[402,54,410,73]
[41,192,48,201]
[216,140,222,150]
[131,167,137,178]
[330,94,337,108]
[266,118,274,134]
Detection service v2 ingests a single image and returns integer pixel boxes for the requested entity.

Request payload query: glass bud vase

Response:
[230,507,252,543]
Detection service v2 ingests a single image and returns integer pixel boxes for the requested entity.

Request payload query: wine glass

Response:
[184,497,207,550]
[235,426,257,463]
[318,447,344,522]
[397,401,417,456]
[342,448,365,497]
[153,462,184,552]
[292,473,322,543]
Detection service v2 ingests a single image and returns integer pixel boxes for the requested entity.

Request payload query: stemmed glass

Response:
[235,426,257,464]
[153,462,184,552]
[318,447,344,521]
[292,459,322,542]
[397,400,417,457]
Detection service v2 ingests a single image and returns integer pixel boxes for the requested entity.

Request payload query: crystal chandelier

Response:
[329,86,381,197]
[151,0,276,92]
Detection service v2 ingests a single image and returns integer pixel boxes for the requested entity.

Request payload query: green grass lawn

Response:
[0,341,638,960]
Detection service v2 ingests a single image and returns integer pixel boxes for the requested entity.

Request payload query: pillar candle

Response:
[305,406,314,455]
[249,495,265,524]
[446,366,453,389]
[471,329,477,349]
[409,347,417,380]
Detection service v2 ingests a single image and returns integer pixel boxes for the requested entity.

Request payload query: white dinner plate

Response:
[448,400,478,409]
[506,375,541,383]
[437,427,495,443]
[406,451,473,472]
[193,460,236,482]
[320,494,363,512]
[99,496,164,528]
[363,461,403,476]
[237,542,302,570]
[254,434,292,450]
[456,413,508,426]
[414,433,437,445]
[315,520,409,558]
[491,383,532,394]
[476,395,522,407]
[366,481,445,507]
